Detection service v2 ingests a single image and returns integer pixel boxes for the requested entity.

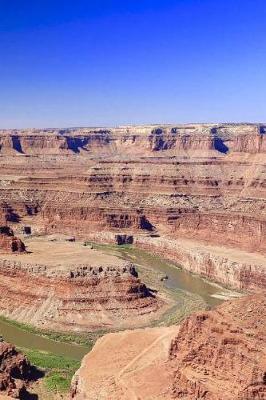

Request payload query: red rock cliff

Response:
[71,294,266,400]
[169,294,266,399]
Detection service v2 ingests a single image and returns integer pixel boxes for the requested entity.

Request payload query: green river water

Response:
[0,246,232,360]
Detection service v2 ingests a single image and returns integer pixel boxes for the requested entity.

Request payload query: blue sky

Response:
[0,0,266,128]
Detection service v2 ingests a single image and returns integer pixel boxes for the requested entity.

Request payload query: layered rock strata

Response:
[0,123,265,155]
[169,294,266,399]
[0,123,265,291]
[71,294,266,400]
[78,232,266,292]
[135,236,266,291]
[0,253,161,332]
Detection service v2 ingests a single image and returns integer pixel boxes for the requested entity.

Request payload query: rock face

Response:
[0,124,265,155]
[0,263,160,332]
[169,294,266,399]
[0,341,31,398]
[134,235,266,291]
[0,123,265,291]
[0,227,25,253]
[71,294,266,400]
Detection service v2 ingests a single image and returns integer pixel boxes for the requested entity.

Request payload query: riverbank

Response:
[87,242,242,304]
[0,242,241,352]
[0,315,101,348]
[19,347,80,399]
[0,243,243,398]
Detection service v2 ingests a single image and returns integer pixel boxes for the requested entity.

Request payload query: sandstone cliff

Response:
[134,235,266,291]
[71,294,266,400]
[0,124,265,155]
[169,294,266,399]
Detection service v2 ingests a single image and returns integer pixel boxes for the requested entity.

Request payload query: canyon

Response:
[0,123,265,293]
[0,123,265,399]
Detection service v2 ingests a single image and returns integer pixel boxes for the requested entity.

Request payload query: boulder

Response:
[0,341,31,398]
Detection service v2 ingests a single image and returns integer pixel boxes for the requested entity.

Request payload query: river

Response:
[0,246,235,360]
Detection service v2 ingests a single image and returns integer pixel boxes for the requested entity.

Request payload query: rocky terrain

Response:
[0,340,31,398]
[71,294,266,400]
[0,123,265,399]
[0,124,265,293]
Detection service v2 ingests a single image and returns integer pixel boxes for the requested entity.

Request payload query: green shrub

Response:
[44,373,71,392]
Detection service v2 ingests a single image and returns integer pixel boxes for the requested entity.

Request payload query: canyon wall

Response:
[0,123,265,290]
[71,294,266,400]
[0,123,265,155]
[136,236,266,291]
[169,294,266,399]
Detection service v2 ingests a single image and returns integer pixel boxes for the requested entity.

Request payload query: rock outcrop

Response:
[0,341,31,398]
[0,239,163,331]
[71,294,266,400]
[0,227,25,253]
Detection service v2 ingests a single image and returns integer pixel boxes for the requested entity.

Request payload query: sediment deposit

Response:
[71,294,266,400]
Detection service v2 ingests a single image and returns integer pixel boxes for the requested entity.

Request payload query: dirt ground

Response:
[72,325,178,400]
[0,235,126,271]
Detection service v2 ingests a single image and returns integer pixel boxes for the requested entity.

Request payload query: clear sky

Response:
[0,0,266,128]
